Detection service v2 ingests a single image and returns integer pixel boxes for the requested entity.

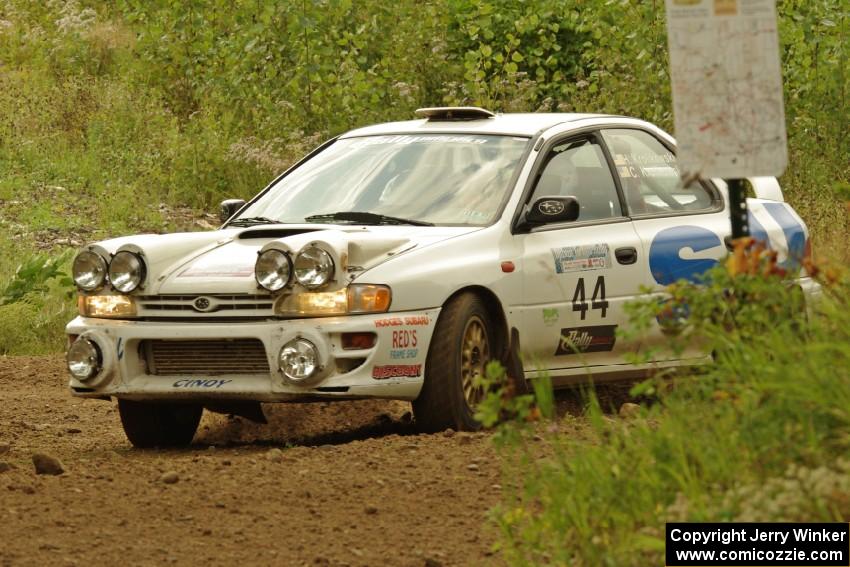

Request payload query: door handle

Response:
[615,247,638,265]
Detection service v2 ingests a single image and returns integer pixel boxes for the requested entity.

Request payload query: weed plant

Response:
[478,242,849,566]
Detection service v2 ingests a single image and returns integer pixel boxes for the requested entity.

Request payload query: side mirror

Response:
[519,196,580,230]
[220,199,246,224]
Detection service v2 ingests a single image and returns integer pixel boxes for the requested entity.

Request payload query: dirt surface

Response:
[0,355,635,566]
[0,356,511,567]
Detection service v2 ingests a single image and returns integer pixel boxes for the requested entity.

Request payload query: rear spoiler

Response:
[714,177,784,202]
[750,177,784,201]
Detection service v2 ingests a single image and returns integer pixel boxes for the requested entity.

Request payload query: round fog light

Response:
[67,338,102,381]
[279,339,320,383]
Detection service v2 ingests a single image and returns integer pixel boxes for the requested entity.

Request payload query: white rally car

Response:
[66,107,817,447]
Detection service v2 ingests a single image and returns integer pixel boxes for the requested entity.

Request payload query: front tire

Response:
[118,399,202,448]
[413,293,501,432]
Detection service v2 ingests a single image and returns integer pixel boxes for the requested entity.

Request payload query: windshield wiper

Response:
[227,216,283,227]
[304,211,434,226]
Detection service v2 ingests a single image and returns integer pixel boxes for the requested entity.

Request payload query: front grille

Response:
[136,294,275,319]
[141,339,270,376]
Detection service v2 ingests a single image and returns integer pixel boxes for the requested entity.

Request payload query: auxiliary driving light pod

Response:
[278,338,320,383]
[108,251,146,293]
[255,249,292,292]
[66,337,102,381]
[294,246,334,289]
[72,250,108,291]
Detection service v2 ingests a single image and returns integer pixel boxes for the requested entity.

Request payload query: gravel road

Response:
[0,356,512,567]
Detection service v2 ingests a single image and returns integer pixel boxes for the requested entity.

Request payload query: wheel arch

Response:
[441,285,510,353]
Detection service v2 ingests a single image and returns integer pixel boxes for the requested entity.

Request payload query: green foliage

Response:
[0,250,76,355]
[473,360,555,439]
[491,262,850,565]
[1,252,72,306]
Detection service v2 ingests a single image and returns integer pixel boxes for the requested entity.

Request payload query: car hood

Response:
[88,224,481,295]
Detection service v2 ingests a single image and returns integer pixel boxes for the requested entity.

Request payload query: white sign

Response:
[665,0,788,179]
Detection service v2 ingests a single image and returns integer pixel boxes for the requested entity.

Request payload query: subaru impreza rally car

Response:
[66,107,818,447]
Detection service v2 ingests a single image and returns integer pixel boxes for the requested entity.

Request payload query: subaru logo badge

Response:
[193,297,214,312]
[538,200,565,216]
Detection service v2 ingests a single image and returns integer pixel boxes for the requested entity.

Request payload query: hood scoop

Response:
[238,228,324,240]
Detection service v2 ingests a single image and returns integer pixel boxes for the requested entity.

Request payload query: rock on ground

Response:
[32,453,64,475]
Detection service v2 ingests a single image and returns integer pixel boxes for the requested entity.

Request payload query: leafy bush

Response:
[488,248,849,565]
[0,252,76,355]
[1,252,72,306]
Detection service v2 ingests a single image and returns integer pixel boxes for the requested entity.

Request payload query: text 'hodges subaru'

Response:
[66,107,818,447]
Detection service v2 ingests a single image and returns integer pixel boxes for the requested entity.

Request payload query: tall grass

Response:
[488,252,850,565]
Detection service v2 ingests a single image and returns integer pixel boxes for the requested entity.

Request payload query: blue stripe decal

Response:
[747,210,770,247]
[762,202,806,270]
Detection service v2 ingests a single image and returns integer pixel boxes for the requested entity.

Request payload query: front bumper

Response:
[65,309,439,402]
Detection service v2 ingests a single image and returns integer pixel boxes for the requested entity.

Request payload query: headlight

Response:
[294,246,334,289]
[109,251,145,293]
[255,249,291,291]
[67,337,102,381]
[275,285,392,316]
[78,295,137,318]
[72,251,108,291]
[278,338,319,382]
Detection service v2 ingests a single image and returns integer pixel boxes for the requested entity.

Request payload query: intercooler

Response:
[140,339,271,376]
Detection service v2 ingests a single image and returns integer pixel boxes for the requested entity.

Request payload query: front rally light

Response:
[67,337,102,381]
[78,295,137,318]
[255,249,291,291]
[279,338,320,382]
[294,246,334,289]
[72,251,108,291]
[109,251,145,293]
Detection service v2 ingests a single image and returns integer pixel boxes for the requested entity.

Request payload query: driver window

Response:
[531,138,622,222]
[600,129,716,215]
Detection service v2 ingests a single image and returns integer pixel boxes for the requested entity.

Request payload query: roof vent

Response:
[414,107,496,121]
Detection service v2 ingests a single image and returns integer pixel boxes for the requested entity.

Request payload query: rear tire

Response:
[413,293,503,432]
[118,399,202,448]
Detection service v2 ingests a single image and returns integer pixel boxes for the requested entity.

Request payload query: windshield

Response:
[234,134,530,226]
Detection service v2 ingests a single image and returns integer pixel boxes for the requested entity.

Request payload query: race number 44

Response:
[572,276,608,320]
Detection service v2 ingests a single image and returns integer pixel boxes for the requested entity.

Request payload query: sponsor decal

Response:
[460,209,491,222]
[648,226,723,285]
[551,244,611,274]
[555,325,617,355]
[172,379,233,389]
[392,330,417,349]
[372,364,422,380]
[542,308,559,326]
[349,135,489,149]
[374,315,429,328]
[179,263,254,278]
[389,348,419,360]
[648,205,806,285]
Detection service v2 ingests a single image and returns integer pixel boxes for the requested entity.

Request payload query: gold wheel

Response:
[460,315,489,407]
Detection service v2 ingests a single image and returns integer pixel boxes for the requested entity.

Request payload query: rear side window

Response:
[531,137,622,222]
[601,129,716,215]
